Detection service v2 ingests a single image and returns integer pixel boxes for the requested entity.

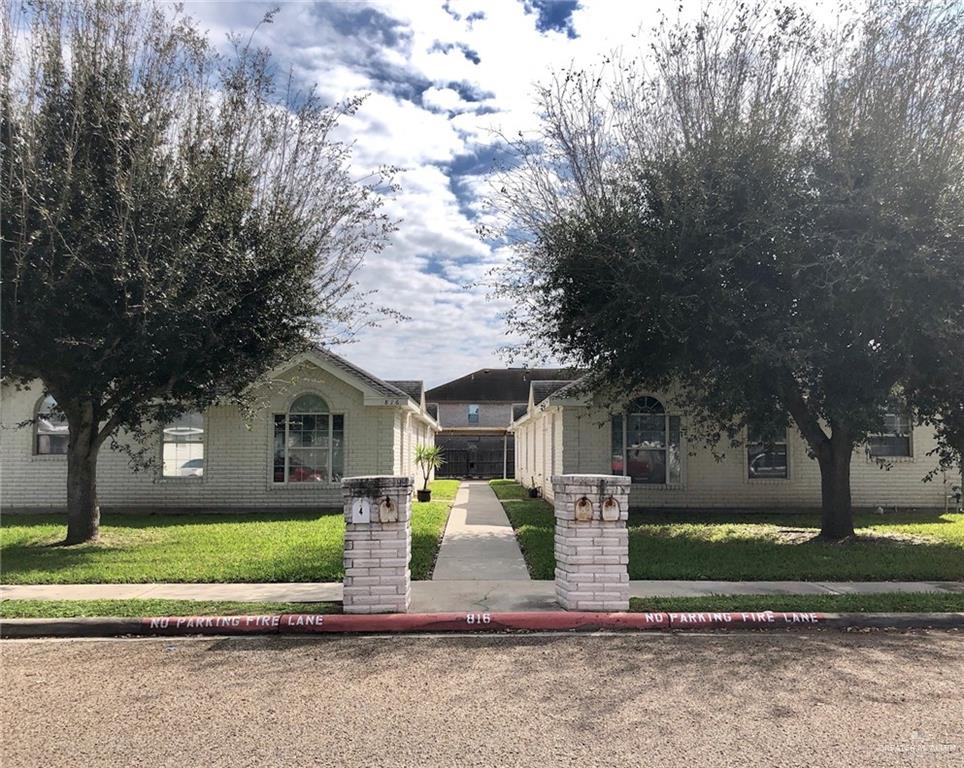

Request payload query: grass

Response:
[0,479,460,585]
[629,593,964,614]
[490,479,557,579]
[410,479,459,579]
[0,599,340,618]
[490,480,964,581]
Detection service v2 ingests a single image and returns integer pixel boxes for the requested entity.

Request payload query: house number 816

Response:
[465,613,491,624]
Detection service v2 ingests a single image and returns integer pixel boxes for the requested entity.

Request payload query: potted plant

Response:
[528,477,541,498]
[414,444,445,502]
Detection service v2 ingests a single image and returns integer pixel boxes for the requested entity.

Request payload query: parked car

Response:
[179,458,204,477]
[749,451,787,478]
[273,454,325,483]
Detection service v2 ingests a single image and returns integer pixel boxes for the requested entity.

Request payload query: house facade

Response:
[1,348,438,512]
[426,368,572,479]
[511,380,951,511]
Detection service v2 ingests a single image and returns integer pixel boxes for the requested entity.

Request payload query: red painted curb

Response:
[136,610,829,635]
[7,611,963,638]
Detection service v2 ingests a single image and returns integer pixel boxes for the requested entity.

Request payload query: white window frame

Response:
[32,394,68,459]
[467,404,480,424]
[744,426,790,483]
[159,412,207,482]
[867,408,914,461]
[611,397,683,487]
[271,394,345,486]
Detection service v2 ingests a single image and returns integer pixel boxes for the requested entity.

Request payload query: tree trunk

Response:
[64,402,102,545]
[816,436,855,540]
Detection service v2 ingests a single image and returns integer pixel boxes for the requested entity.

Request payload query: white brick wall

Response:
[434,402,513,428]
[342,476,412,614]
[553,474,631,611]
[1,362,437,512]
[513,401,949,511]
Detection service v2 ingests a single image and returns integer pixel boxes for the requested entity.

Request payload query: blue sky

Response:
[187,1,820,387]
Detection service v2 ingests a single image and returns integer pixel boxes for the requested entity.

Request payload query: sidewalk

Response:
[3,580,961,611]
[430,480,530,582]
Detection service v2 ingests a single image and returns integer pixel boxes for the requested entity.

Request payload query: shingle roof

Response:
[311,345,412,402]
[531,380,575,405]
[511,403,529,420]
[542,376,590,401]
[426,403,439,420]
[385,380,424,403]
[426,368,577,403]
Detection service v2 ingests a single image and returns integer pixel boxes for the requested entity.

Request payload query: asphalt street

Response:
[2,630,961,767]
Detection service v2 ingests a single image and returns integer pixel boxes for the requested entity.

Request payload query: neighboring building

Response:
[511,379,950,511]
[426,368,573,479]
[1,348,438,512]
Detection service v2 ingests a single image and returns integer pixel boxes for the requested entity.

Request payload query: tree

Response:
[494,0,964,539]
[1,1,395,544]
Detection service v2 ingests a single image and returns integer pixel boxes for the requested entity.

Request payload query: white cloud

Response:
[421,86,472,113]
[187,0,840,386]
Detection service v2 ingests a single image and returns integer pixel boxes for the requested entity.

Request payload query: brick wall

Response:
[434,402,513,429]
[513,401,949,510]
[1,363,436,512]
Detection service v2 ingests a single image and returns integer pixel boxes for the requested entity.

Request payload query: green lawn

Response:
[410,479,460,579]
[0,479,460,585]
[0,599,341,618]
[629,593,964,613]
[490,480,964,581]
[490,479,557,579]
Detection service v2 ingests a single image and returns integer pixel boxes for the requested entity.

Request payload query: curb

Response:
[2,610,963,638]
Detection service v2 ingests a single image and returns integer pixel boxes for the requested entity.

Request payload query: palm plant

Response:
[414,444,445,499]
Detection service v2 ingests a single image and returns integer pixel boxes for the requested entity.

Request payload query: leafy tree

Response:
[495,0,964,539]
[1,1,394,543]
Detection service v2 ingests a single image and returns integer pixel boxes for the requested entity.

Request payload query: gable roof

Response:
[314,346,413,402]
[386,380,424,403]
[426,368,576,403]
[531,379,575,405]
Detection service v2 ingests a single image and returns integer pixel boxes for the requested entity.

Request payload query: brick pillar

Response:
[342,475,413,614]
[552,474,631,611]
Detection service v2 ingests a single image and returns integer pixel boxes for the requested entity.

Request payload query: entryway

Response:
[413,480,555,611]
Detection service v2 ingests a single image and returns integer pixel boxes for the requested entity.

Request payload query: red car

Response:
[274,455,325,483]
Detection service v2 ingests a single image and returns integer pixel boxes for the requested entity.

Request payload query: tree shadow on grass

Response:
[629,509,961,528]
[1,509,343,529]
[627,524,964,581]
[1,510,348,584]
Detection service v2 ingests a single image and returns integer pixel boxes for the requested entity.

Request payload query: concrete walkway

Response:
[2,581,961,611]
[429,481,530,582]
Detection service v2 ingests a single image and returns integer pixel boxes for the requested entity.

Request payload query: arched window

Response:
[611,397,681,485]
[273,394,344,483]
[35,395,69,455]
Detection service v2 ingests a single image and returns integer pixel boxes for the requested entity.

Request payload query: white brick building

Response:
[1,348,438,512]
[512,380,954,511]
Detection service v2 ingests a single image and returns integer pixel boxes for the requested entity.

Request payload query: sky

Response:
[186,0,827,388]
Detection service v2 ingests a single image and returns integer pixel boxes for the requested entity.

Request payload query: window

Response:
[611,397,681,484]
[35,395,69,455]
[273,394,344,483]
[747,426,788,479]
[868,407,913,458]
[467,404,480,424]
[162,412,205,478]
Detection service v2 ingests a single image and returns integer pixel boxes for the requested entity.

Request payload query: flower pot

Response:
[416,489,432,502]
[528,487,540,498]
